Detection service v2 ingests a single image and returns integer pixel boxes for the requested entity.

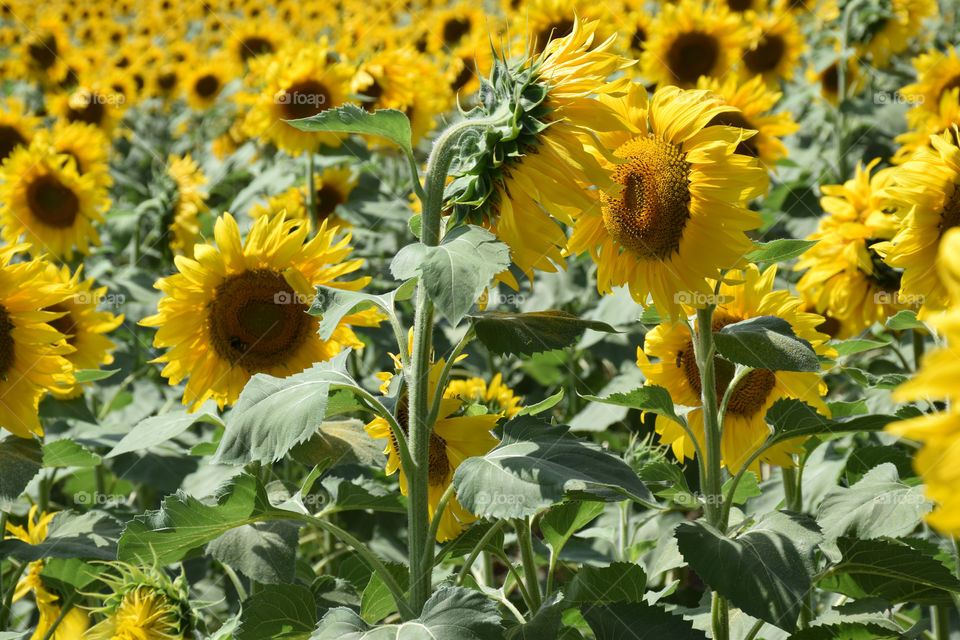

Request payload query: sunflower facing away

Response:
[0,138,110,260]
[795,159,911,337]
[566,83,768,319]
[5,507,90,640]
[640,0,746,88]
[365,359,501,542]
[0,245,75,438]
[637,264,833,473]
[886,228,960,533]
[83,563,193,640]
[877,128,960,313]
[141,212,383,411]
[165,154,210,257]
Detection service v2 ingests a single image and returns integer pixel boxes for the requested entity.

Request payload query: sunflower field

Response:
[5,0,960,638]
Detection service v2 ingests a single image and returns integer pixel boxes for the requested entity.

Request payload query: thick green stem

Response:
[456,521,505,586]
[693,307,723,527]
[932,605,950,639]
[514,517,542,612]
[711,593,730,640]
[782,466,801,512]
[420,482,456,576]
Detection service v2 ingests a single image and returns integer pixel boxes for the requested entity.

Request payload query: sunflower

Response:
[637,264,832,473]
[892,92,960,164]
[448,18,632,281]
[640,0,746,88]
[350,47,417,114]
[249,165,355,230]
[83,587,183,640]
[0,139,109,260]
[165,154,210,257]
[795,159,910,337]
[738,9,806,85]
[0,97,40,165]
[878,129,960,313]
[48,81,125,136]
[184,55,236,110]
[900,45,960,128]
[444,373,524,418]
[18,18,71,86]
[241,43,353,155]
[510,0,605,56]
[886,228,960,533]
[45,121,112,188]
[566,83,767,319]
[141,212,383,411]
[227,19,289,66]
[617,8,653,62]
[696,74,800,171]
[38,263,123,400]
[365,360,501,542]
[5,507,90,640]
[853,0,936,69]
[807,55,862,105]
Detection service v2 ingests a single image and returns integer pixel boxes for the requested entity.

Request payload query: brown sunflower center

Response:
[442,17,472,45]
[727,0,752,11]
[207,268,313,370]
[157,71,178,92]
[940,183,960,236]
[940,75,960,101]
[67,95,105,126]
[666,32,719,85]
[677,322,776,417]
[820,63,839,96]
[452,59,475,92]
[27,34,58,70]
[428,432,451,485]
[359,78,384,112]
[816,313,842,339]
[280,80,332,121]
[707,110,759,158]
[46,304,77,345]
[602,135,691,259]
[194,74,221,99]
[0,305,14,379]
[864,239,902,292]
[27,173,80,228]
[240,36,274,61]
[315,184,344,221]
[743,35,785,74]
[0,125,27,161]
[631,26,647,53]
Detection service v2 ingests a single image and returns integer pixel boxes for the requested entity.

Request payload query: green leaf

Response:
[439,520,505,560]
[745,239,818,263]
[639,461,697,507]
[818,537,960,605]
[764,399,896,442]
[42,439,100,467]
[309,284,411,341]
[830,339,891,357]
[360,562,409,624]
[72,368,120,383]
[885,310,924,331]
[208,519,302,584]
[844,446,914,484]
[453,415,658,519]
[0,511,121,561]
[581,602,707,640]
[286,104,412,154]
[713,316,820,372]
[675,516,814,631]
[107,411,223,458]
[506,592,565,639]
[290,419,386,470]
[391,225,511,325]
[722,470,761,505]
[516,390,564,416]
[639,306,665,324]
[236,583,318,640]
[215,351,355,465]
[0,435,42,501]
[817,463,931,547]
[311,587,503,639]
[118,473,289,565]
[826,400,868,418]
[468,310,616,357]
[566,563,646,604]
[581,385,682,426]
[540,501,605,554]
[788,620,904,640]
[313,468,407,515]
[40,558,110,599]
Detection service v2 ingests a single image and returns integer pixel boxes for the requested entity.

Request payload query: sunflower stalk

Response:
[514,517,542,613]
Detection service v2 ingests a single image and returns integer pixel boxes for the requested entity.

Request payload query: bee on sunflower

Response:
[637,264,833,474]
[141,212,384,411]
[0,137,110,260]
[566,83,768,319]
[795,159,911,337]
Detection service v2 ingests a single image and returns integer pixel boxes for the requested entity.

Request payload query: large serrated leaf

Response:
[581,385,682,425]
[566,563,646,604]
[236,583,318,640]
[713,316,820,372]
[452,415,657,519]
[285,104,412,154]
[309,283,411,341]
[468,310,616,357]
[0,435,42,501]
[107,410,223,458]
[581,601,708,640]
[215,351,355,465]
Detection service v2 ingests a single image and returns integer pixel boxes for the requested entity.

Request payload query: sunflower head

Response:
[84,563,193,640]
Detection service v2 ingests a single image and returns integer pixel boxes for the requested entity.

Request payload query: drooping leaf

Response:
[309,283,412,341]
[566,563,646,604]
[42,439,101,467]
[286,104,413,154]
[468,310,616,357]
[581,601,707,640]
[829,339,891,357]
[360,562,409,624]
[208,519,302,584]
[713,316,820,372]
[581,385,682,426]
[107,410,223,458]
[885,310,924,331]
[764,399,897,442]
[215,351,355,465]
[453,415,658,519]
[236,583,318,640]
[290,419,386,470]
[540,501,606,554]
[745,239,818,263]
[516,390,564,417]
